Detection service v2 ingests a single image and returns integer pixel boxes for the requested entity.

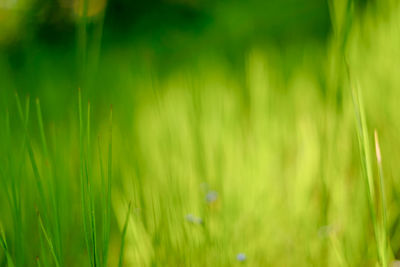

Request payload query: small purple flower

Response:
[236,253,246,262]
[205,191,218,203]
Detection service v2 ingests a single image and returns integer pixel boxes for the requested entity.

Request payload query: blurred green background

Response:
[2,0,400,266]
[0,0,335,116]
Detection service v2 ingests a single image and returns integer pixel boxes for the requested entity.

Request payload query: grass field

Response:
[2,0,400,266]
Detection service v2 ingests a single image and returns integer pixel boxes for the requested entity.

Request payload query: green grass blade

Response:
[36,256,42,267]
[12,93,31,266]
[36,98,49,158]
[86,101,99,267]
[352,86,383,265]
[36,97,64,264]
[374,130,389,266]
[0,225,15,267]
[118,202,131,267]
[102,107,112,266]
[15,92,24,122]
[98,137,108,266]
[15,93,47,208]
[79,89,93,267]
[38,213,61,267]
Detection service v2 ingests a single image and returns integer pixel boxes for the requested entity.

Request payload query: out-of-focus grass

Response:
[2,0,400,266]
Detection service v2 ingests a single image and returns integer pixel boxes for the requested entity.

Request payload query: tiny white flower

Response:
[185,214,203,224]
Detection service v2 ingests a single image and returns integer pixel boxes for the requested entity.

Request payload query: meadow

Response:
[1,0,400,266]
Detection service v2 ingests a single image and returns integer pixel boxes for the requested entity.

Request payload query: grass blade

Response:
[374,130,389,266]
[79,89,92,267]
[36,98,49,158]
[118,202,131,267]
[36,98,64,264]
[0,225,15,267]
[38,212,60,267]
[352,85,385,265]
[102,106,112,266]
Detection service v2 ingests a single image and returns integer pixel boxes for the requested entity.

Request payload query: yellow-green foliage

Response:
[2,1,400,266]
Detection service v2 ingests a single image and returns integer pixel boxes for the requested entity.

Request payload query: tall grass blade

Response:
[86,102,99,267]
[0,225,15,267]
[79,89,92,267]
[38,212,61,267]
[118,202,131,267]
[374,130,389,266]
[36,98,49,158]
[352,85,385,265]
[102,106,112,266]
[36,98,64,264]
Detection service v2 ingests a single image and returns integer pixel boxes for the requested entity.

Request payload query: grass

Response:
[352,84,389,266]
[1,0,400,266]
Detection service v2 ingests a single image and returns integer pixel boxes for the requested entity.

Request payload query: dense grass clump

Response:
[2,0,400,266]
